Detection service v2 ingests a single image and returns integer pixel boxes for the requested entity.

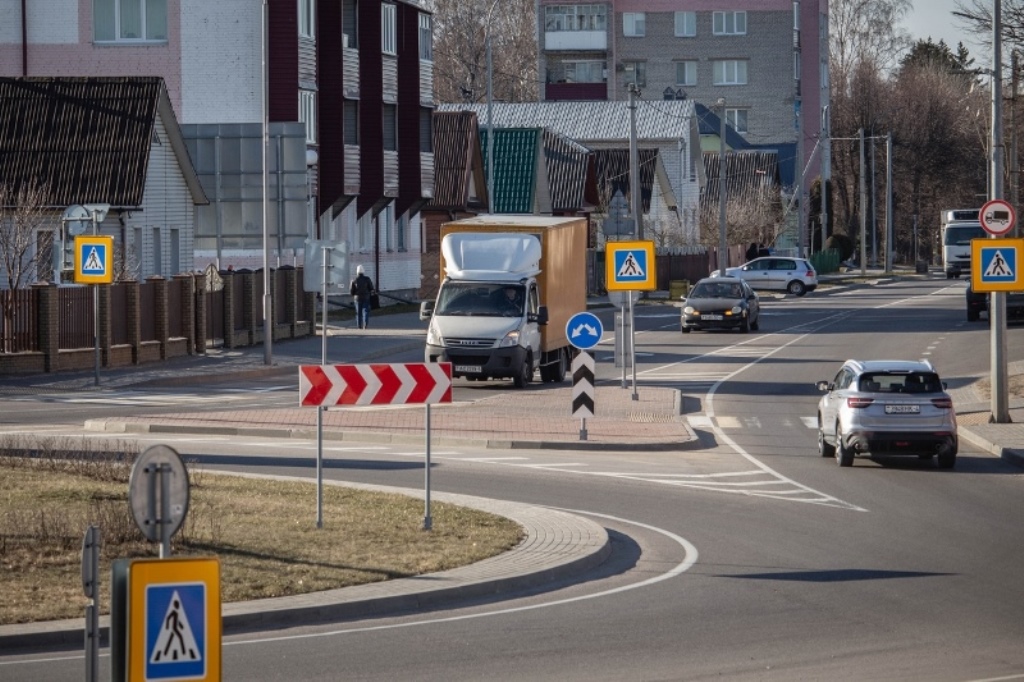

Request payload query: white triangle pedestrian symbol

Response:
[984,250,1013,278]
[617,252,645,278]
[84,247,104,271]
[150,590,202,664]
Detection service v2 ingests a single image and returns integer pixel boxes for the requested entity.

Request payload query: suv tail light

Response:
[847,397,874,408]
[931,397,953,409]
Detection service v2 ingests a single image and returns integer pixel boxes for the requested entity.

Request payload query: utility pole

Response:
[870,133,877,266]
[1012,49,1020,237]
[628,83,643,241]
[991,0,1010,423]
[820,106,831,254]
[885,132,893,274]
[718,98,728,276]
[859,127,867,276]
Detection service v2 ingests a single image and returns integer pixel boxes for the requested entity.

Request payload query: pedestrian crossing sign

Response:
[74,235,114,284]
[128,557,221,681]
[971,238,1024,292]
[606,240,656,291]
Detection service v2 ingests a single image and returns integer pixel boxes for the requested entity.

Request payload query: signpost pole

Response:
[82,525,100,682]
[630,294,638,400]
[991,4,1010,423]
[91,211,100,386]
[316,247,329,530]
[620,302,627,389]
[424,404,432,531]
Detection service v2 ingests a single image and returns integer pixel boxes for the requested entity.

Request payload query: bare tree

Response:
[429,0,538,104]
[0,181,55,351]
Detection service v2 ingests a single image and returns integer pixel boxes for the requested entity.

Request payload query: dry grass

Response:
[972,373,1024,400]
[0,436,523,625]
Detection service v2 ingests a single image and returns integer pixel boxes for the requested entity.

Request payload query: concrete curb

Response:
[0,479,611,652]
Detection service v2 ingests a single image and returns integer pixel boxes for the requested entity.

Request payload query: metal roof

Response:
[480,128,541,214]
[428,110,486,211]
[440,100,695,142]
[0,76,206,208]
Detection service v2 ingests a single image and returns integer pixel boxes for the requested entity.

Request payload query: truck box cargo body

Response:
[421,215,589,387]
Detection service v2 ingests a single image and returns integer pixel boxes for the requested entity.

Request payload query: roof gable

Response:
[0,77,206,207]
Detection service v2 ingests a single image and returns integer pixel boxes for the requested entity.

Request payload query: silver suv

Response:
[815,360,958,468]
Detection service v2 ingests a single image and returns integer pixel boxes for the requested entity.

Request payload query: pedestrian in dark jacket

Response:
[745,242,759,262]
[350,265,375,329]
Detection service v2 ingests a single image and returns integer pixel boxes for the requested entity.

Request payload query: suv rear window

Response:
[858,372,942,394]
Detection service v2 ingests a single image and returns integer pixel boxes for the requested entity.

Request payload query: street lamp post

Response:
[262,0,272,365]
[485,0,499,214]
[718,98,728,277]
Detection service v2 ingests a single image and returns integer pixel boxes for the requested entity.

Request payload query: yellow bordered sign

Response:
[128,556,221,682]
[971,237,1024,292]
[74,235,114,284]
[606,240,656,291]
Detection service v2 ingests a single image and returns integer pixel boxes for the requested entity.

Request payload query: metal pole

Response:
[92,211,99,386]
[718,98,728,276]
[262,0,273,365]
[1013,49,1020,236]
[160,463,171,558]
[620,303,627,389]
[83,525,100,682]
[423,404,432,531]
[629,84,643,241]
[859,127,867,276]
[821,106,830,254]
[630,294,638,400]
[316,246,328,530]
[486,27,494,214]
[992,0,1010,423]
[870,134,877,267]
[885,132,893,273]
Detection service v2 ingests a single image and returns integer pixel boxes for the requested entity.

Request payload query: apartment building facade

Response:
[0,0,435,298]
[538,1,830,248]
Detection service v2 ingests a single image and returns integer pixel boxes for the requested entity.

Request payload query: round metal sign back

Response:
[128,445,190,543]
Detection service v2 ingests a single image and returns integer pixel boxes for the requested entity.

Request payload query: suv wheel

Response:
[937,444,957,469]
[835,424,854,467]
[818,423,835,458]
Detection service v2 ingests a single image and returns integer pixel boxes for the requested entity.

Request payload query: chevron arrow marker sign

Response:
[299,363,453,407]
[571,352,595,422]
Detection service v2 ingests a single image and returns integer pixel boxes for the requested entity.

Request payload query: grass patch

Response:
[0,436,523,625]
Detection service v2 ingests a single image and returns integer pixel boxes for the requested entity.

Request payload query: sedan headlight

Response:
[426,321,443,346]
[731,305,744,315]
[683,305,696,315]
[499,330,521,347]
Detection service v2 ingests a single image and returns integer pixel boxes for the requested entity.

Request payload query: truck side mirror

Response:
[419,300,434,321]
[530,305,549,326]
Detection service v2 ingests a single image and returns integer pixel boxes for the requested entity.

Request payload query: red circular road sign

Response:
[980,199,1016,235]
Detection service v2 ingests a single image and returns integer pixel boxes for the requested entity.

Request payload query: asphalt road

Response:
[4,277,1024,681]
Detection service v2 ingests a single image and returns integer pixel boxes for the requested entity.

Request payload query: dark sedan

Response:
[680,276,760,333]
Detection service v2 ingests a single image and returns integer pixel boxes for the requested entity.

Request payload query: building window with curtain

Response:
[343,0,359,48]
[94,0,167,42]
[623,13,645,37]
[299,0,315,39]
[726,108,748,133]
[674,11,696,37]
[419,13,432,61]
[713,60,748,85]
[713,11,747,35]
[299,90,317,144]
[675,61,697,86]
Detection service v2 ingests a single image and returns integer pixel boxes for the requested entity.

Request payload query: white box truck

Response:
[420,215,588,387]
[940,208,986,279]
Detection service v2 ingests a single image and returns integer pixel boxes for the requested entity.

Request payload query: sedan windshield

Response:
[691,282,742,299]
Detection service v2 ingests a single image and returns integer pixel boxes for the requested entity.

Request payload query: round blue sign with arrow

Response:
[566,311,604,350]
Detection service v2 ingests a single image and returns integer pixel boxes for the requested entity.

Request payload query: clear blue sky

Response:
[902,0,981,53]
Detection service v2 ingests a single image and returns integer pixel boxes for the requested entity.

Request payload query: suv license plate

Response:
[455,365,482,373]
[885,404,920,414]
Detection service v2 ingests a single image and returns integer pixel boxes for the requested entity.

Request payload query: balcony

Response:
[544,30,607,51]
[545,82,607,101]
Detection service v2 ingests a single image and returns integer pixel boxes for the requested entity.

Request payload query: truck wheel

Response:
[513,352,533,388]
[551,350,567,383]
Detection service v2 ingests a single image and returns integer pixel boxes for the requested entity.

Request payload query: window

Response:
[713,60,748,85]
[726,108,748,133]
[396,213,407,252]
[713,11,747,35]
[419,13,432,61]
[383,104,397,151]
[152,227,162,275]
[674,11,696,37]
[544,4,607,32]
[382,3,397,55]
[565,60,605,83]
[299,90,316,144]
[420,107,433,153]
[675,61,697,86]
[623,61,646,87]
[344,100,359,145]
[94,0,167,42]
[299,0,315,39]
[623,13,645,37]
[343,0,358,48]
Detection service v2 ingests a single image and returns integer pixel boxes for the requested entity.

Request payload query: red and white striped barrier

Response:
[299,363,452,407]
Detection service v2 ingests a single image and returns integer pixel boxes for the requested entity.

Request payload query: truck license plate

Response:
[885,404,920,414]
[455,365,482,373]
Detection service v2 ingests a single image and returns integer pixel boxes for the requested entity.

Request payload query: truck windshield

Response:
[435,282,525,317]
[944,225,987,245]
